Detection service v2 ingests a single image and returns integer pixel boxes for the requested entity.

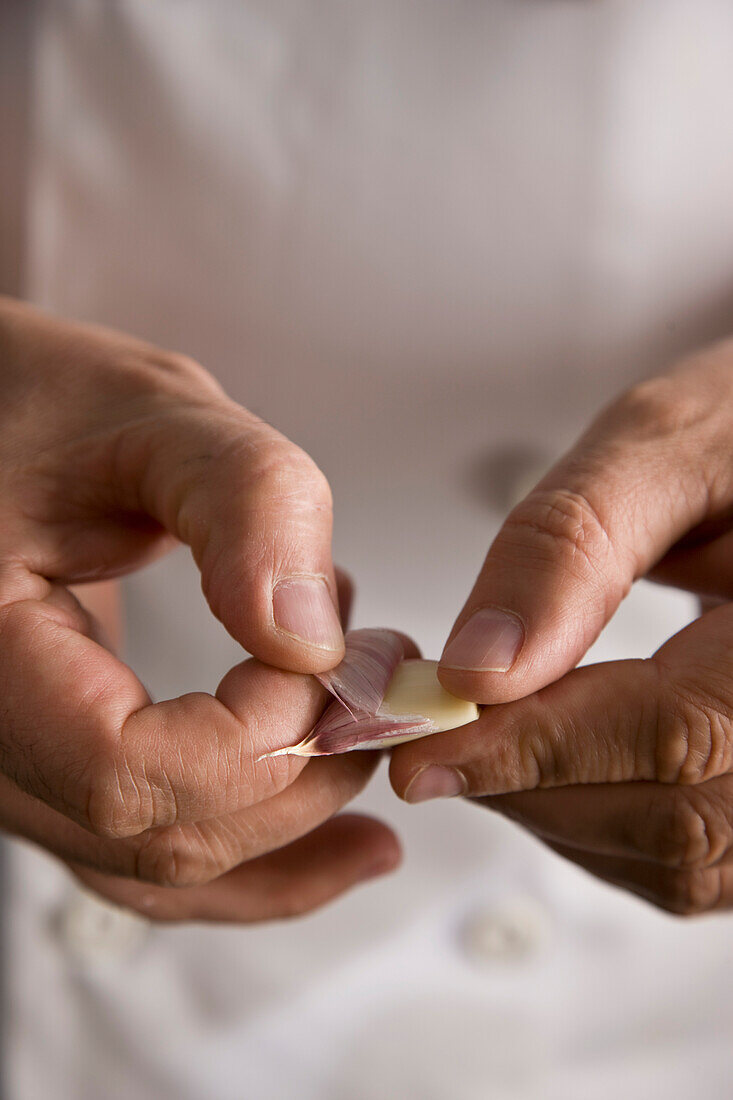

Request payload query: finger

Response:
[0,580,331,837]
[0,744,383,887]
[65,813,401,923]
[481,773,733,871]
[391,603,733,801]
[7,303,341,669]
[438,355,733,703]
[544,841,733,917]
[128,752,383,887]
[121,396,344,672]
[0,569,417,841]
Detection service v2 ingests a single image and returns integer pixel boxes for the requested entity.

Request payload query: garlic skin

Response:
[316,628,404,718]
[262,636,479,758]
[371,659,479,748]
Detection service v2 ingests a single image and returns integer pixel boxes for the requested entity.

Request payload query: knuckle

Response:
[271,885,321,921]
[85,794,137,840]
[650,789,726,870]
[104,888,180,924]
[511,704,578,790]
[152,350,206,381]
[516,721,554,790]
[84,751,154,841]
[612,376,709,440]
[118,898,173,923]
[655,868,723,917]
[655,678,733,785]
[501,487,617,587]
[133,827,228,888]
[245,438,333,516]
[85,789,142,841]
[135,347,223,398]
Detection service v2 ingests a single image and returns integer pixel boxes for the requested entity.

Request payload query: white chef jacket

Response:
[3,2,733,1098]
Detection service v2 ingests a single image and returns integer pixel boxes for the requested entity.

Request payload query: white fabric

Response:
[5,0,733,1096]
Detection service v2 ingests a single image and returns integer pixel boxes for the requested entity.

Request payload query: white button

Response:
[52,885,150,965]
[459,897,549,964]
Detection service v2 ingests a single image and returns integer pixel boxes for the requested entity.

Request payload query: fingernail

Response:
[404,765,467,804]
[273,575,344,651]
[441,607,524,672]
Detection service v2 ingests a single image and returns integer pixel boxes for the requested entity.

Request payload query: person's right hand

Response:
[0,296,400,921]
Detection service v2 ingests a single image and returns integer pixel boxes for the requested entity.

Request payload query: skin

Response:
[9,295,733,923]
[0,296,401,923]
[391,340,733,917]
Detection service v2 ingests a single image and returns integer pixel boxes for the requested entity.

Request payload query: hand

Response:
[5,652,399,922]
[391,341,733,916]
[0,296,399,921]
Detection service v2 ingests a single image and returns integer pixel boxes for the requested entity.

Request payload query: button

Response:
[459,896,549,964]
[51,884,150,965]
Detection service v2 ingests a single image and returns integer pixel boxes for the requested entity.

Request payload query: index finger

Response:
[391,603,733,802]
[438,350,733,704]
[0,572,328,840]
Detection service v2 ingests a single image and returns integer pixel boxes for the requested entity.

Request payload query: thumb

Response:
[438,363,732,703]
[124,395,344,673]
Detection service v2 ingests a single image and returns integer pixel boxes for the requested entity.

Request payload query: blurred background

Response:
[4,1,733,1097]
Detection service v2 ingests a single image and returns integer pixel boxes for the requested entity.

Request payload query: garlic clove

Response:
[371,659,479,747]
[262,651,479,758]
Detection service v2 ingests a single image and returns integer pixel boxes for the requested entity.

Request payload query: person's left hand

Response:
[50,573,403,923]
[390,341,733,916]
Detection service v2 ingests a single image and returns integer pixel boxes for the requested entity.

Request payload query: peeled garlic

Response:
[370,660,479,747]
[263,638,479,759]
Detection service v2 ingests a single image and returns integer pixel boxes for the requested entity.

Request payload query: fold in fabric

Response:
[263,628,432,757]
